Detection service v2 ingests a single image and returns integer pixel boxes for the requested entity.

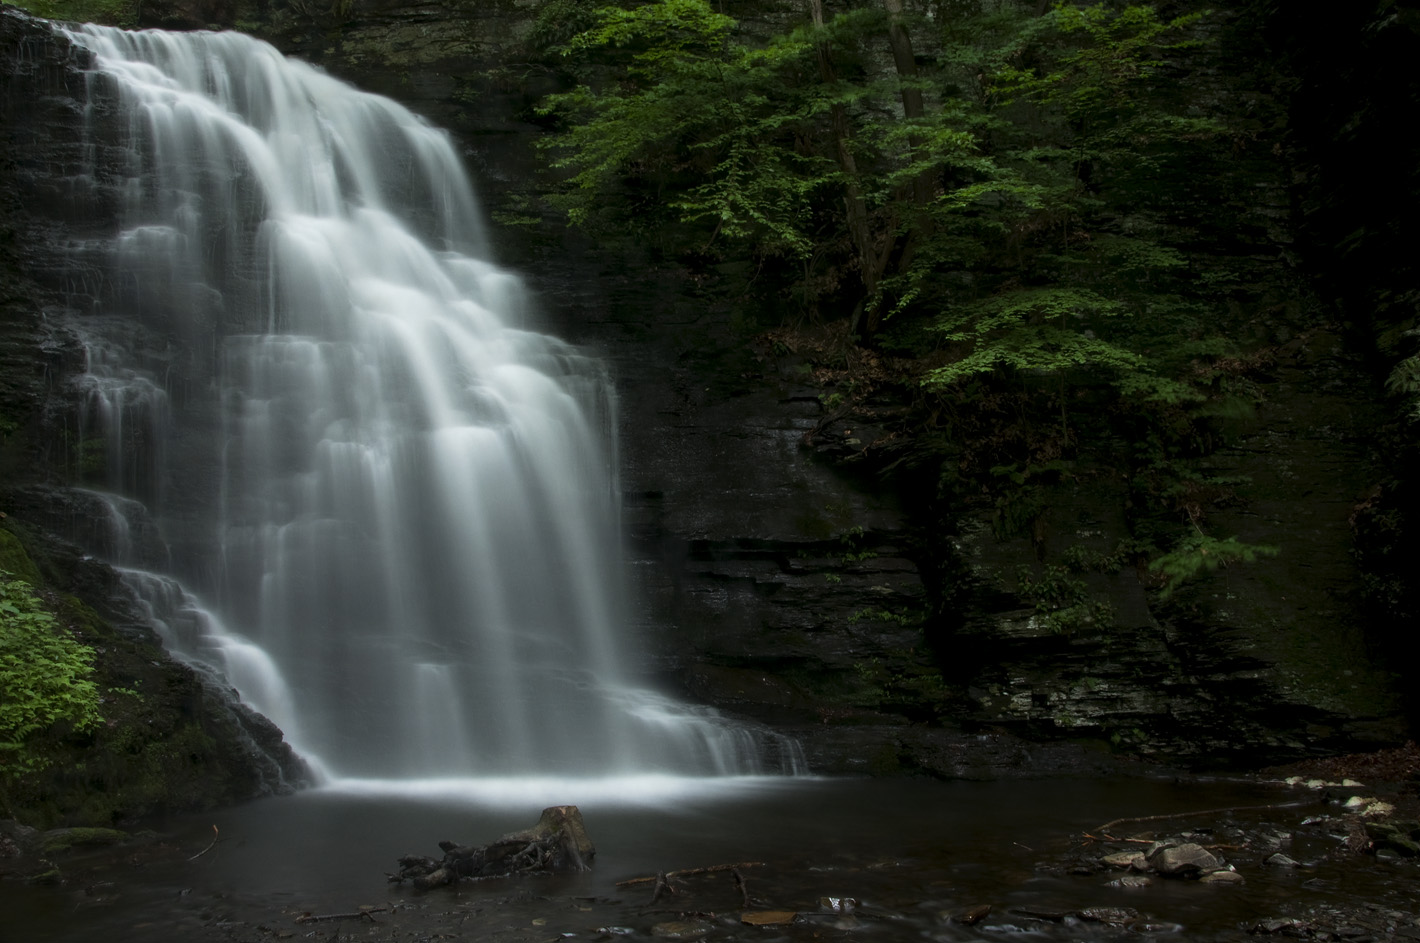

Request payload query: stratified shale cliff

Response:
[2,8,309,825]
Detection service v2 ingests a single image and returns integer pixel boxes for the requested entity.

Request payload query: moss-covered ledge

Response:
[1,525,309,828]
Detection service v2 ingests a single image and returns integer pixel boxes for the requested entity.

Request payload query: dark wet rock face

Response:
[0,7,310,826]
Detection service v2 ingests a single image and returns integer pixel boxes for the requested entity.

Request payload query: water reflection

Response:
[11,777,1415,942]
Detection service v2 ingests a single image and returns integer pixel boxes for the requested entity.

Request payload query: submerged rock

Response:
[1199,869,1246,885]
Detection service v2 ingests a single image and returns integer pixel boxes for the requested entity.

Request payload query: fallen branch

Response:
[732,867,749,907]
[617,862,765,886]
[295,907,387,924]
[1097,799,1315,836]
[188,825,219,861]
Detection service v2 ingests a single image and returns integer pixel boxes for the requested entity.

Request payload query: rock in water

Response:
[1148,842,1222,877]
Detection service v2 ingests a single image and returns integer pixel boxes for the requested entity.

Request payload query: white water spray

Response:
[59,24,803,783]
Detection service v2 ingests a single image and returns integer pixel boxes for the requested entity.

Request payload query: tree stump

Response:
[392,805,595,889]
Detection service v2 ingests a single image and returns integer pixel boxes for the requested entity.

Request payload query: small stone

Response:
[1078,906,1138,925]
[1199,869,1246,885]
[1100,851,1147,869]
[1107,875,1154,888]
[1266,853,1301,868]
[954,904,992,926]
[652,921,710,939]
[1252,918,1312,935]
[740,911,797,926]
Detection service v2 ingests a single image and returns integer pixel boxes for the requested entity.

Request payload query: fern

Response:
[1,574,103,774]
[1148,535,1279,598]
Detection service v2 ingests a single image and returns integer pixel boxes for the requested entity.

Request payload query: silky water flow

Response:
[57,23,803,789]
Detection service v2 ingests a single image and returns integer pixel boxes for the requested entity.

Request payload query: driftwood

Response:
[188,825,220,861]
[391,806,595,890]
[295,907,388,924]
[616,862,765,886]
[1096,799,1315,837]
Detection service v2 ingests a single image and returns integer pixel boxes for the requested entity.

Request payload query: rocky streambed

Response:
[4,749,1419,943]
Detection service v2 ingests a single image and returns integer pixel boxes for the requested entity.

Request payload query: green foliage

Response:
[852,650,956,720]
[925,288,1147,387]
[1148,534,1280,598]
[527,0,601,56]
[537,0,837,256]
[1015,562,1114,633]
[9,0,135,25]
[541,1,1286,646]
[847,606,921,627]
[0,573,103,775]
[1386,352,1420,421]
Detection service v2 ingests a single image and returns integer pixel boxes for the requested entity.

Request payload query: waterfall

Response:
[57,24,803,783]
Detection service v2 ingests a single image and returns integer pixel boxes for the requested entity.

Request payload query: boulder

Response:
[1100,850,1147,870]
[1148,843,1222,877]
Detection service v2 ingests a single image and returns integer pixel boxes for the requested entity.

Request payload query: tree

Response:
[538,0,1279,591]
[537,0,979,322]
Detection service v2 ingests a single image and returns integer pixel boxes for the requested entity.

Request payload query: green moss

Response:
[7,0,136,25]
[39,826,129,854]
[0,529,42,585]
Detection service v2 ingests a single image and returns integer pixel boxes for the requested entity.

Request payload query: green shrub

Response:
[1,573,103,775]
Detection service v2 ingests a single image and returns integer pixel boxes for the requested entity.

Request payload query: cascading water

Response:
[57,23,803,785]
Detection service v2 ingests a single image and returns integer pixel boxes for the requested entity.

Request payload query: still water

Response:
[8,774,1414,941]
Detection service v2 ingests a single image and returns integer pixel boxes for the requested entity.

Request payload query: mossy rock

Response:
[0,527,42,584]
[39,826,131,855]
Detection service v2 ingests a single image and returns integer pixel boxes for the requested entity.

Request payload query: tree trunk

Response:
[881,0,932,205]
[808,0,879,311]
